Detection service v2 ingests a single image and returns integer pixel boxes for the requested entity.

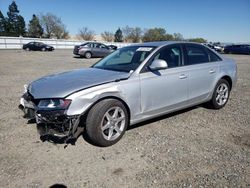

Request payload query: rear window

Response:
[185,45,209,65]
[207,49,222,62]
[81,43,92,48]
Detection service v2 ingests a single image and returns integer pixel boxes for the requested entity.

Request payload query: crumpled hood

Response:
[28,68,130,99]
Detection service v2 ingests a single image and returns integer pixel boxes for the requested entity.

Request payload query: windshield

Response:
[93,46,155,72]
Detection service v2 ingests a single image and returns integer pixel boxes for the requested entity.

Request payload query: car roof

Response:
[131,41,202,47]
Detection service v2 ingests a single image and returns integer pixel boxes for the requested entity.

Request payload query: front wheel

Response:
[86,99,128,147]
[209,79,230,109]
[41,47,46,51]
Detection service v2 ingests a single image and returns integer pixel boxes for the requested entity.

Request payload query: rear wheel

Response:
[209,79,230,109]
[86,99,128,146]
[25,47,30,51]
[85,52,92,59]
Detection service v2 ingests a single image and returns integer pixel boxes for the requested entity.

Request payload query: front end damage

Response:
[19,92,83,144]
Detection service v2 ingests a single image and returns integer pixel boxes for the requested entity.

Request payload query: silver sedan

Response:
[20,41,237,146]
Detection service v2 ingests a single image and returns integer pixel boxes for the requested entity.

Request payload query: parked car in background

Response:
[213,45,223,52]
[224,44,250,54]
[203,43,215,50]
[23,42,54,51]
[20,41,237,146]
[73,42,115,58]
[203,43,223,53]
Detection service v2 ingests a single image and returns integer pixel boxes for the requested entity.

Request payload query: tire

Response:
[25,47,30,51]
[86,99,129,147]
[85,52,92,59]
[209,79,230,109]
[41,47,46,51]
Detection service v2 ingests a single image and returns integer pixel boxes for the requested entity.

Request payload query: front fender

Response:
[65,83,128,116]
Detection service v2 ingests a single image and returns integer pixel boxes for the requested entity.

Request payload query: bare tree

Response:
[122,26,142,43]
[40,13,68,39]
[78,27,95,41]
[54,24,69,39]
[101,31,114,42]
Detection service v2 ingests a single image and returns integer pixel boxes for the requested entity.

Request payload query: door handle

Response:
[209,69,216,74]
[179,74,188,79]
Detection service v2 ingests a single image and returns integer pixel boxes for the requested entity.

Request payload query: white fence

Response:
[0,36,132,49]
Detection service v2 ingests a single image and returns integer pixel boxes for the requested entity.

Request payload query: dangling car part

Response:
[19,92,83,144]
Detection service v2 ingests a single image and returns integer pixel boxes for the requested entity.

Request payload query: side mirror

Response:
[149,59,168,71]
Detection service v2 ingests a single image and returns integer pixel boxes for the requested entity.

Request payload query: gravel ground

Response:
[0,50,249,188]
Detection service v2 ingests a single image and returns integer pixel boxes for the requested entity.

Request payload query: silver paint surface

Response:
[28,68,130,98]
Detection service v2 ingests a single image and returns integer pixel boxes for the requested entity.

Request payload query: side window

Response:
[94,43,101,48]
[83,43,91,48]
[100,44,108,49]
[153,45,182,68]
[185,45,209,65]
[207,49,222,62]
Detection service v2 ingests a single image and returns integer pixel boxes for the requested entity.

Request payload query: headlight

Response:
[23,84,29,93]
[38,99,71,109]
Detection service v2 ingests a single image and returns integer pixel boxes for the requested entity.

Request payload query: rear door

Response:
[29,42,35,50]
[99,44,111,57]
[233,45,241,53]
[240,45,250,54]
[91,43,102,57]
[33,42,40,51]
[183,44,220,105]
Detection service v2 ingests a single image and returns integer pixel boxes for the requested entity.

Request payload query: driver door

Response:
[139,44,188,115]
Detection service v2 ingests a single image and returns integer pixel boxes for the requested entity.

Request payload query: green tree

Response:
[0,11,7,35]
[6,1,26,36]
[142,28,168,42]
[165,33,174,40]
[16,15,26,36]
[28,14,43,38]
[188,38,207,43]
[114,28,123,42]
[173,33,184,41]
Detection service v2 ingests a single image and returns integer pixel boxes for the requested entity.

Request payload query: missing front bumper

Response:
[19,100,83,144]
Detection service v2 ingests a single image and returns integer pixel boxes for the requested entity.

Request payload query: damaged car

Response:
[19,41,237,146]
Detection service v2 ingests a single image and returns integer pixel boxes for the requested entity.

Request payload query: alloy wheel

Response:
[216,83,229,106]
[101,106,126,141]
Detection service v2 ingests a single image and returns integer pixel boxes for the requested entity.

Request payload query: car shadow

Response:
[34,104,211,146]
[49,184,67,188]
[73,55,84,59]
[82,104,211,146]
[127,105,199,131]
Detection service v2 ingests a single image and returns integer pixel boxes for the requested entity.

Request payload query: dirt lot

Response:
[0,50,249,188]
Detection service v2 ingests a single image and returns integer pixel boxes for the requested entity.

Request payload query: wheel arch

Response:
[220,75,232,90]
[84,51,92,56]
[80,96,131,126]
